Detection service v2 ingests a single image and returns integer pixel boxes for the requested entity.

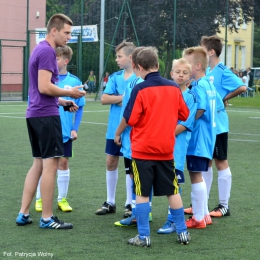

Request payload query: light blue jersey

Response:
[103,70,136,139]
[187,76,218,159]
[174,88,197,172]
[120,77,143,159]
[58,73,86,143]
[206,63,244,134]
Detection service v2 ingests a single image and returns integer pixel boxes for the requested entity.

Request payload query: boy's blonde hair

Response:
[171,58,191,73]
[115,40,136,56]
[182,46,208,71]
[136,46,159,71]
[47,13,73,33]
[56,45,73,61]
[132,46,146,69]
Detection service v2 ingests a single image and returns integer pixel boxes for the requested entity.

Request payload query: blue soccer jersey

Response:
[174,88,197,172]
[206,63,244,134]
[187,76,218,159]
[120,77,144,159]
[103,70,136,139]
[58,72,86,143]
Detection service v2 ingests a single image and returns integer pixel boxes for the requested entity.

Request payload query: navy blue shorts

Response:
[176,169,185,184]
[105,139,123,156]
[186,155,209,172]
[63,139,73,158]
[124,157,133,175]
[213,132,228,160]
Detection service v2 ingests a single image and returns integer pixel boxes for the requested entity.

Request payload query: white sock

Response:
[202,167,213,200]
[106,169,118,205]
[191,182,206,221]
[125,174,132,206]
[57,169,70,202]
[218,167,232,208]
[203,181,209,216]
[36,176,42,200]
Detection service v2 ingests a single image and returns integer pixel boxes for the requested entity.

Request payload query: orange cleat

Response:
[186,216,206,229]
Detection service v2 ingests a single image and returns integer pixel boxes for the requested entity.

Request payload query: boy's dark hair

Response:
[200,35,223,57]
[132,47,146,69]
[115,40,136,56]
[56,45,73,60]
[136,47,159,71]
[47,13,73,33]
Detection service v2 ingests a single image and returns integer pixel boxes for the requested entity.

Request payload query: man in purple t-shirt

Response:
[16,13,85,229]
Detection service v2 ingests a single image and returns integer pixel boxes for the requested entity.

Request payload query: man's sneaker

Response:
[114,215,137,227]
[128,235,151,247]
[16,213,32,226]
[204,214,212,225]
[95,201,116,215]
[123,204,132,218]
[184,205,193,215]
[35,199,42,212]
[177,232,191,245]
[157,221,176,234]
[149,212,153,222]
[39,216,73,229]
[209,204,230,217]
[185,216,206,229]
[58,198,72,212]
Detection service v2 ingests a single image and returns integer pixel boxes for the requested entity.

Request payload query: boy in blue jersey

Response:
[157,58,197,234]
[182,46,221,228]
[35,45,85,212]
[95,41,136,216]
[198,35,246,218]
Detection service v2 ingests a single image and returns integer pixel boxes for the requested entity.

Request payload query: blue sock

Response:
[170,207,187,234]
[136,202,150,239]
[132,179,136,216]
[166,206,174,222]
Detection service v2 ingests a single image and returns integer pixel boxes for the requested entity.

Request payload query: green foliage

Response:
[46,0,65,22]
[253,25,260,67]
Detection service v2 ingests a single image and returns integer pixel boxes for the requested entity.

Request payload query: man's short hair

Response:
[115,40,136,56]
[56,45,73,61]
[132,47,146,69]
[171,58,192,73]
[47,13,73,33]
[200,35,223,57]
[136,47,159,71]
[182,46,208,71]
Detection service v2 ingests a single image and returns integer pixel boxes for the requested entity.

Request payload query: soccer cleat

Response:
[204,214,212,225]
[124,204,132,218]
[95,201,116,215]
[114,215,137,227]
[58,198,72,212]
[16,213,32,226]
[39,216,73,229]
[157,220,176,234]
[35,199,42,212]
[149,212,153,222]
[128,235,151,247]
[185,216,206,229]
[184,205,193,215]
[209,204,230,218]
[177,232,191,245]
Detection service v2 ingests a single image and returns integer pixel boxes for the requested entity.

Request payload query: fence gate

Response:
[0,40,25,101]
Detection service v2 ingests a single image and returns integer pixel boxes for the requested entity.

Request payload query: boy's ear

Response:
[65,58,70,65]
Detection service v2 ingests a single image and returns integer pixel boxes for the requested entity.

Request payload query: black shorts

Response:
[132,158,179,197]
[124,157,133,175]
[213,132,228,160]
[186,155,209,172]
[26,116,64,159]
[105,139,123,156]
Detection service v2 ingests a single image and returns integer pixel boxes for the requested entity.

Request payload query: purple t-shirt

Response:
[26,40,59,118]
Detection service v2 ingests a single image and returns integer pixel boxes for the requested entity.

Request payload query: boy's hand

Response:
[70,130,78,141]
[61,99,79,112]
[69,86,85,99]
[114,135,121,146]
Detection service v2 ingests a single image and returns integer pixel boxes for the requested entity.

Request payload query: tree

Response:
[253,25,260,67]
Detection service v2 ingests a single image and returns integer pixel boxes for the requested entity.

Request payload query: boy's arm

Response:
[223,85,247,102]
[195,109,204,120]
[71,106,84,140]
[114,118,129,146]
[175,124,187,136]
[101,94,122,105]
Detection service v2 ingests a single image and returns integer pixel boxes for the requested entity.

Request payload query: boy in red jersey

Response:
[114,47,190,247]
